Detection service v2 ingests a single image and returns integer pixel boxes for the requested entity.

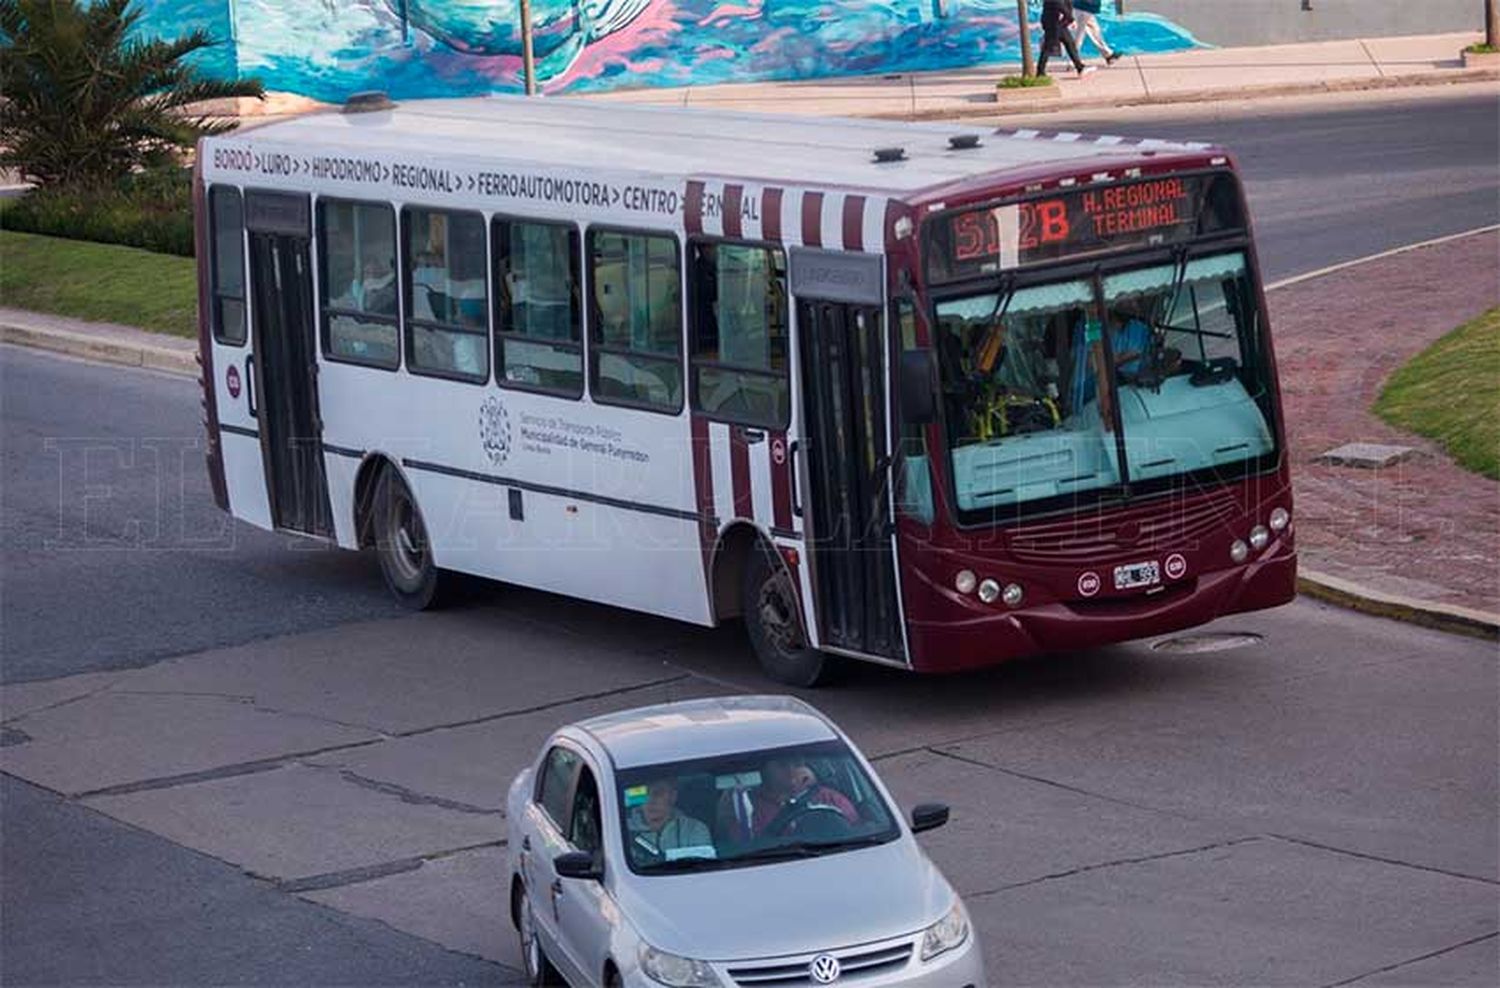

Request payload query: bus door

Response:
[244,191,332,537]
[791,250,904,660]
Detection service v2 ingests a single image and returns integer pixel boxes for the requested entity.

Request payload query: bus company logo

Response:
[226,364,241,399]
[1077,571,1102,597]
[478,396,513,466]
[1165,553,1188,580]
[809,954,841,984]
[771,437,787,466]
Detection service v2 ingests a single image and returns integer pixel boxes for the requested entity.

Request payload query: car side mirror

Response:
[910,803,950,834]
[900,349,937,424]
[554,850,603,881]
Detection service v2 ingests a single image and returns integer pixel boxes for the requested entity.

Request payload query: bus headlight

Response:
[920,902,970,961]
[955,570,977,595]
[1002,583,1024,607]
[1249,525,1270,551]
[1230,539,1249,564]
[640,944,722,987]
[1269,507,1290,532]
[978,579,1001,604]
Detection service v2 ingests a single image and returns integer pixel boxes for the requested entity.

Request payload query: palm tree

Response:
[0,0,264,188]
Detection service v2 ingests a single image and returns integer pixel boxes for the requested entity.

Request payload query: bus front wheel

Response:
[742,545,831,687]
[372,468,443,610]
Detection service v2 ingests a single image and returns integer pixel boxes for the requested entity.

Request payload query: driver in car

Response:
[627,777,712,854]
[720,757,860,841]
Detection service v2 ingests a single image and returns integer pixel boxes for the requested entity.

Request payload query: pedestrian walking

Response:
[1036,0,1095,78]
[1072,0,1121,64]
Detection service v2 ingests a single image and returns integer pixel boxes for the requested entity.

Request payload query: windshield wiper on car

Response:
[728,833,894,863]
[636,856,724,874]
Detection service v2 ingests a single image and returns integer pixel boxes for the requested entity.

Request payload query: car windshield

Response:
[615,739,899,875]
[934,249,1276,522]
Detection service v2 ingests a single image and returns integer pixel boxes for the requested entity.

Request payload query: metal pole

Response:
[1016,0,1035,77]
[519,0,538,95]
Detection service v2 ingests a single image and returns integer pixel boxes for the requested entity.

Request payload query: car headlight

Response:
[920,901,969,962]
[639,944,722,987]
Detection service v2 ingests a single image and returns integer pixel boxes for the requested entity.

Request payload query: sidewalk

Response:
[584,32,1495,120]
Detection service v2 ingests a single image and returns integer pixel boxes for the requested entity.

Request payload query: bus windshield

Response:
[934,249,1276,522]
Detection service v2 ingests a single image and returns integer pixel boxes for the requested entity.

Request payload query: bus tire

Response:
[742,543,831,687]
[372,468,443,610]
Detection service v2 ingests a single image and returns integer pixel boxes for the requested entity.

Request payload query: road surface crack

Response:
[1319,930,1498,987]
[924,746,1208,821]
[1269,833,1500,887]
[964,836,1265,900]
[329,767,500,816]
[275,838,508,894]
[392,674,693,739]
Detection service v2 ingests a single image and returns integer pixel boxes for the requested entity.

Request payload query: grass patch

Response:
[0,168,194,257]
[1374,307,1500,480]
[1464,43,1498,54]
[998,74,1056,89]
[0,230,197,338]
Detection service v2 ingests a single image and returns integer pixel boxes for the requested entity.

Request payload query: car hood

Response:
[614,837,954,961]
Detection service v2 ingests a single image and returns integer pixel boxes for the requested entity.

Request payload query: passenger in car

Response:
[627,777,712,853]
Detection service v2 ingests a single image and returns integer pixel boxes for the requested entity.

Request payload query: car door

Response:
[555,764,616,986]
[524,745,585,983]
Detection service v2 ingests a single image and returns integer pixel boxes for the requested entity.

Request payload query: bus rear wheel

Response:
[372,468,443,610]
[742,544,831,687]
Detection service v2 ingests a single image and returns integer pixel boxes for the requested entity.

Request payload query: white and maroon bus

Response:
[194,95,1295,685]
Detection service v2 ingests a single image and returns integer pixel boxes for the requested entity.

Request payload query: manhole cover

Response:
[1151,632,1263,654]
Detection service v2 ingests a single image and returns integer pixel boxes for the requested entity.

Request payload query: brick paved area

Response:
[1268,230,1499,615]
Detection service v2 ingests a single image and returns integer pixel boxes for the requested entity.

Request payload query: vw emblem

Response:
[809,954,841,984]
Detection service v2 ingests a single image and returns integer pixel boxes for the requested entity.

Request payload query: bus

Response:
[194,95,1295,685]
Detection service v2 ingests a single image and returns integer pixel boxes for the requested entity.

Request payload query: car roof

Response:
[244,95,1209,198]
[573,695,841,770]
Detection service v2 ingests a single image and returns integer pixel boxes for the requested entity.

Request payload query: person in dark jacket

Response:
[1073,0,1121,64]
[1036,0,1095,77]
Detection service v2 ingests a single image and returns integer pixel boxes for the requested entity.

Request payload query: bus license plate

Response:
[1114,560,1161,590]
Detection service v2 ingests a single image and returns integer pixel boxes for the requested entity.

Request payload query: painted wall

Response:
[133,0,237,80]
[1130,1,1478,47]
[148,1,1204,102]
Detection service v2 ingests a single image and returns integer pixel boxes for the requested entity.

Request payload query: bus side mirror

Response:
[900,350,937,424]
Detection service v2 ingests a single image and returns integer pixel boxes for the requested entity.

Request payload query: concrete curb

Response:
[874,67,1500,121]
[0,321,197,377]
[1298,570,1499,641]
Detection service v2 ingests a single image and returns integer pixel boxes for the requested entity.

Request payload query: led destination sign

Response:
[929,173,1243,282]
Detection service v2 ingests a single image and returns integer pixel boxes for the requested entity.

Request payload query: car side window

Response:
[569,765,603,855]
[537,746,581,830]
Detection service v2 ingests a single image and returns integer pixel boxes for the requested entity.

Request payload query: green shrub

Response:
[0,168,194,256]
[998,74,1056,89]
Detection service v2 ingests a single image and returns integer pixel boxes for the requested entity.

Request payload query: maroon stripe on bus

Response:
[730,427,753,520]
[690,414,715,574]
[723,184,744,240]
[762,187,783,242]
[685,180,706,237]
[770,429,792,530]
[842,195,866,251]
[801,191,824,247]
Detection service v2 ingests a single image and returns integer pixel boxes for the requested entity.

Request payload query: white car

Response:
[507,695,985,987]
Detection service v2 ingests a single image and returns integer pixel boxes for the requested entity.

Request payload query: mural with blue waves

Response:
[140,1,1202,102]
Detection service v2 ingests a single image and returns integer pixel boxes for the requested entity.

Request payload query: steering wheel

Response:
[764,794,854,838]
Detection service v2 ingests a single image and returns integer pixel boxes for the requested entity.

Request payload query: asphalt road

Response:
[2,88,1498,986]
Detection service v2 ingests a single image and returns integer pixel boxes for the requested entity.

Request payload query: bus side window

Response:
[403,207,489,383]
[209,186,246,346]
[689,241,789,429]
[494,218,584,398]
[317,199,400,369]
[587,229,683,412]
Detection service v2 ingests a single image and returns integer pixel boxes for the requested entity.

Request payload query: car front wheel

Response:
[516,885,559,985]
